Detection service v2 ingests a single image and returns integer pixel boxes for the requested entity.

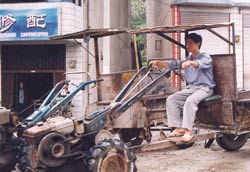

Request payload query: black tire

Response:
[177,142,195,149]
[0,125,6,151]
[0,147,19,172]
[119,128,144,146]
[18,143,46,172]
[204,138,214,148]
[216,133,248,151]
[0,164,14,172]
[84,139,137,172]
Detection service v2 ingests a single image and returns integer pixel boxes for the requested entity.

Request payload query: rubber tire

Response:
[0,125,6,151]
[0,147,19,172]
[119,128,144,146]
[18,143,46,172]
[177,142,195,149]
[0,164,15,172]
[216,133,248,151]
[84,139,137,172]
[204,139,214,148]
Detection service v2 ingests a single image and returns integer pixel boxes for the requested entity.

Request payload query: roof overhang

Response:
[50,23,233,40]
[235,2,250,8]
[128,23,233,34]
[51,28,129,40]
[173,0,234,7]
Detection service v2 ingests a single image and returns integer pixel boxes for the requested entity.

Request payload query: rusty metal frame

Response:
[50,23,246,146]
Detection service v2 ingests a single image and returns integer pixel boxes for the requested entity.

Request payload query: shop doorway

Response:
[13,73,53,119]
[1,44,66,120]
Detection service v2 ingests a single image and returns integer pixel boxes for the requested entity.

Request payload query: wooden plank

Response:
[132,132,216,153]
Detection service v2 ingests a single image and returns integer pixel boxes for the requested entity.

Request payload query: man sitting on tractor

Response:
[150,33,215,142]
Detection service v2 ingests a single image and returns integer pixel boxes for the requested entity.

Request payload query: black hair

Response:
[185,33,202,49]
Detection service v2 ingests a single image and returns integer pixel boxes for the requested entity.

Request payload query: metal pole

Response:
[231,22,238,132]
[94,37,102,101]
[133,34,140,71]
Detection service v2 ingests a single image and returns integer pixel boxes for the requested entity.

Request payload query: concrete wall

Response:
[146,0,173,59]
[88,0,131,74]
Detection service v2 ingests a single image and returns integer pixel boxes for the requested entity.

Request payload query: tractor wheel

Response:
[0,125,6,151]
[18,144,44,172]
[216,133,248,151]
[119,128,144,146]
[37,132,70,168]
[84,139,137,172]
[0,147,19,172]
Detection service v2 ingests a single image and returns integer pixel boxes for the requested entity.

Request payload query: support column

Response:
[146,0,172,59]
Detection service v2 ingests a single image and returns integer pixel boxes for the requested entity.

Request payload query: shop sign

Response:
[0,8,58,41]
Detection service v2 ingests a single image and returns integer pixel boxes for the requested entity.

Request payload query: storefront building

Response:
[0,0,85,118]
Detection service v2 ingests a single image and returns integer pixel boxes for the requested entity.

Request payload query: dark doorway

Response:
[13,73,53,120]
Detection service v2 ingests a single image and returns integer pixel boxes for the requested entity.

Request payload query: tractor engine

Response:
[23,116,85,168]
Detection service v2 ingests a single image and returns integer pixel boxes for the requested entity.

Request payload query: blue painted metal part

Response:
[22,79,103,128]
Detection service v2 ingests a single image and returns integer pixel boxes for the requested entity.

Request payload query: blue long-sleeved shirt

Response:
[169,52,216,88]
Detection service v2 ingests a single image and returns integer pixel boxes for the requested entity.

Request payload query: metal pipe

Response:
[120,70,151,102]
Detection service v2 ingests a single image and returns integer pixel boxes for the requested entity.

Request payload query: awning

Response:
[173,0,234,7]
[50,23,233,40]
[128,23,233,34]
[51,28,129,40]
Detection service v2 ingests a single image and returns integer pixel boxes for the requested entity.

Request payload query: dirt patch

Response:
[136,139,250,172]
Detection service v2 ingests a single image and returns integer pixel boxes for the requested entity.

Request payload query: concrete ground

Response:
[136,132,250,172]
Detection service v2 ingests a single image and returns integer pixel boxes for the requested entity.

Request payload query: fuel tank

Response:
[23,116,74,144]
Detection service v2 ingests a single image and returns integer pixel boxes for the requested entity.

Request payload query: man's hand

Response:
[182,61,191,69]
[149,61,158,69]
[149,60,169,69]
[182,60,199,69]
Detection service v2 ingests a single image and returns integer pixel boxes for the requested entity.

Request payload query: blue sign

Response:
[0,8,58,41]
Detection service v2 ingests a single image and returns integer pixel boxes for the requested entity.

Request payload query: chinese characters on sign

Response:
[27,14,46,29]
[0,14,16,33]
[0,8,58,41]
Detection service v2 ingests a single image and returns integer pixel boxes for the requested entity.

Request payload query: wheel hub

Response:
[51,143,65,158]
[101,153,127,172]
[38,132,70,167]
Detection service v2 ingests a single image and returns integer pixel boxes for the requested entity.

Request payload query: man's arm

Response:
[182,60,199,69]
[149,61,169,68]
[149,60,183,69]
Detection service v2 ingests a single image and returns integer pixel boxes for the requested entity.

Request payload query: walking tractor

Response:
[0,77,131,172]
[20,22,250,171]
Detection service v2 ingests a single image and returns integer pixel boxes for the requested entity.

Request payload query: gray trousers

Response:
[166,86,213,130]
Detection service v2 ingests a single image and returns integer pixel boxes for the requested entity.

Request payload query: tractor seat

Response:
[200,95,222,106]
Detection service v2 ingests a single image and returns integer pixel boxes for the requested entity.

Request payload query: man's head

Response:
[185,33,202,53]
